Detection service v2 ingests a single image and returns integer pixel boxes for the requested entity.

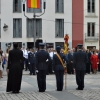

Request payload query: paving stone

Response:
[0,92,57,100]
[68,89,100,100]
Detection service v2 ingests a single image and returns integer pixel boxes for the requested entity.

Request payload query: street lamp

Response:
[23,0,46,51]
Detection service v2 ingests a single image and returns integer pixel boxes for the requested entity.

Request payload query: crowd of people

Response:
[0,43,100,93]
[0,45,100,78]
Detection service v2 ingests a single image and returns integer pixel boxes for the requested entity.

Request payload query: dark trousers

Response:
[55,70,64,91]
[48,60,53,74]
[86,63,90,74]
[76,70,85,90]
[29,64,35,75]
[25,58,29,71]
[67,63,74,74]
[98,64,100,72]
[37,70,46,92]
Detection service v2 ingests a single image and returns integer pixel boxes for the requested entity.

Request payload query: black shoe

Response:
[12,91,16,93]
[76,88,83,90]
[16,91,19,93]
[39,90,45,92]
[76,88,80,90]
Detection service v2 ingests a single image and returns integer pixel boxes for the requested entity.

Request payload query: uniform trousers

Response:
[55,70,64,91]
[76,70,85,90]
[29,63,35,75]
[37,70,46,92]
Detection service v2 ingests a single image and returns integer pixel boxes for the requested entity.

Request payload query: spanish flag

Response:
[27,0,40,8]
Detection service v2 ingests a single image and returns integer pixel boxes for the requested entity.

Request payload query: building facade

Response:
[0,0,99,52]
[72,0,100,49]
[0,0,72,52]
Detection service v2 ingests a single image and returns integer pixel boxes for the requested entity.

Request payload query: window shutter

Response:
[13,0,15,12]
[19,19,22,37]
[18,0,21,12]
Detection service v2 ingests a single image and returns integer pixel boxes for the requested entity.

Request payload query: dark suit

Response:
[36,50,51,92]
[53,53,66,91]
[28,52,36,75]
[86,52,91,74]
[73,50,88,90]
[6,48,24,92]
[98,53,100,71]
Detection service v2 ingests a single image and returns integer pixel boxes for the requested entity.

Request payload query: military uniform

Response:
[53,46,66,91]
[28,51,36,75]
[73,44,88,90]
[36,43,51,92]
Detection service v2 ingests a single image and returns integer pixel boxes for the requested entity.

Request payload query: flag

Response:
[27,0,40,8]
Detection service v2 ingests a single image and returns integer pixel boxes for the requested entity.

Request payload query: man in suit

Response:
[6,42,24,93]
[36,43,51,92]
[67,49,74,74]
[73,44,88,90]
[28,48,36,75]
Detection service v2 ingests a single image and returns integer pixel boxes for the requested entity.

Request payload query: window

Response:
[55,0,64,13]
[87,22,95,36]
[27,0,42,13]
[13,19,22,38]
[87,0,95,13]
[0,19,1,38]
[13,0,22,12]
[55,19,64,38]
[27,19,42,38]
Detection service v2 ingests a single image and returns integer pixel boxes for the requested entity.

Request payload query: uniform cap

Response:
[56,46,61,51]
[39,43,45,48]
[77,44,83,48]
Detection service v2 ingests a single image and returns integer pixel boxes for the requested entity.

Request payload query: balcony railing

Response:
[85,33,99,42]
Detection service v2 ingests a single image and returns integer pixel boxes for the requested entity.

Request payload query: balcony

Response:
[85,33,99,42]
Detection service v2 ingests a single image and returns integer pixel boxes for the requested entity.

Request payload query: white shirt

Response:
[22,49,28,59]
[49,52,56,59]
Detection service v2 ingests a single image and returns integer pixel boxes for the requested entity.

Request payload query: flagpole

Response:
[23,0,46,49]
[33,11,36,52]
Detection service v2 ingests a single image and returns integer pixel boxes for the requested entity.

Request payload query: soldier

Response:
[53,46,66,91]
[73,44,88,90]
[36,43,51,92]
[28,48,36,75]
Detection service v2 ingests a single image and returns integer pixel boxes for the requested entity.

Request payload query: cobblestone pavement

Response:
[68,89,100,100]
[1,70,100,100]
[0,92,57,100]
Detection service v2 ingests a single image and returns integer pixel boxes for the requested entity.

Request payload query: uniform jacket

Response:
[53,53,66,71]
[36,50,51,70]
[73,50,88,70]
[28,52,36,64]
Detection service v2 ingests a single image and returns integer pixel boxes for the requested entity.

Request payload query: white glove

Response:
[28,62,30,64]
[36,70,39,73]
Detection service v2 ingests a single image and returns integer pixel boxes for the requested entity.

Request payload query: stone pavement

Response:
[1,69,100,100]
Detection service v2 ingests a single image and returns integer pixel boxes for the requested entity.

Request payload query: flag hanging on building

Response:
[27,0,40,8]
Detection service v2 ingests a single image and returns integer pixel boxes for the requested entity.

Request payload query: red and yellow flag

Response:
[27,0,40,8]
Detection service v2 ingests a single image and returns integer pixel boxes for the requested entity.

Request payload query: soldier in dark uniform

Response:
[36,43,51,92]
[73,44,88,90]
[53,46,66,91]
[28,48,36,75]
